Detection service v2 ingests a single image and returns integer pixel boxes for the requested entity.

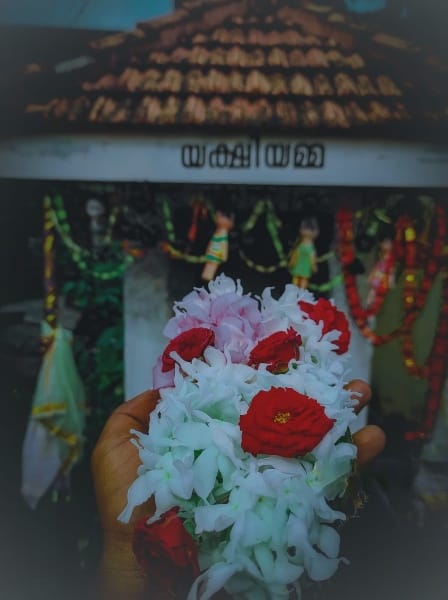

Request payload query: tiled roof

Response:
[22,0,448,136]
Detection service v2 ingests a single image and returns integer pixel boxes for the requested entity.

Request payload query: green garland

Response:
[161,195,215,263]
[239,199,287,273]
[161,194,176,243]
[160,195,343,289]
[161,241,207,263]
[308,274,343,293]
[50,195,134,280]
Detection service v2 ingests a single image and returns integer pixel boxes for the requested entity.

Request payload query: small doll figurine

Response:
[366,235,395,308]
[288,217,319,289]
[201,210,234,282]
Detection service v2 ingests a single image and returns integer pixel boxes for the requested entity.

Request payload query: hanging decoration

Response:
[337,204,446,353]
[161,196,209,263]
[336,203,448,440]
[405,270,448,441]
[41,195,58,352]
[399,204,447,378]
[308,272,344,293]
[49,194,134,280]
[187,195,210,244]
[21,196,86,508]
[238,199,287,274]
[288,217,320,289]
[336,207,400,336]
[201,210,235,282]
[160,195,342,289]
[366,236,396,308]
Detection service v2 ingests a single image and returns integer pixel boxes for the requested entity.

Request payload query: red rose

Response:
[162,327,215,372]
[299,298,350,355]
[132,508,200,577]
[239,387,334,458]
[249,328,302,373]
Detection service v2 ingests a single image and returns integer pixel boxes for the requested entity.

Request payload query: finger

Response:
[116,390,160,426]
[101,389,160,438]
[353,425,386,467]
[345,379,372,414]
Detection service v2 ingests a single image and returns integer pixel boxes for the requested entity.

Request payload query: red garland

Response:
[336,205,448,441]
[400,204,447,378]
[336,207,446,353]
[405,264,448,441]
[336,208,406,343]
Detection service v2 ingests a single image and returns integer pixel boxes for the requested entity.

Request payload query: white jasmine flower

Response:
[121,278,361,599]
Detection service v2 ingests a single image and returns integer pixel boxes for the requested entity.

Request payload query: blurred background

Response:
[0,1,447,599]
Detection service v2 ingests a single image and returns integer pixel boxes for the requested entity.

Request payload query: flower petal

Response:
[193,447,219,500]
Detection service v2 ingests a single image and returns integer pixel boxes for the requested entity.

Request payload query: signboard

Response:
[181,137,324,170]
[0,133,448,187]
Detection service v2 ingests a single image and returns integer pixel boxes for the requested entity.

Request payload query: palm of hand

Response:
[91,390,159,537]
[92,382,385,534]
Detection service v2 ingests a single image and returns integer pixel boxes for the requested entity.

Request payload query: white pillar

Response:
[124,249,170,400]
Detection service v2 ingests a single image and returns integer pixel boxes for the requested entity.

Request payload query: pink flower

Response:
[162,285,262,364]
[153,356,175,389]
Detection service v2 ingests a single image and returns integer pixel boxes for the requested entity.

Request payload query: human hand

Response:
[91,390,159,599]
[91,382,385,598]
[346,379,386,466]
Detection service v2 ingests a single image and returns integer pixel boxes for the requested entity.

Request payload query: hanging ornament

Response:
[161,196,212,264]
[187,195,211,245]
[201,211,235,282]
[405,269,448,441]
[238,199,287,274]
[50,195,132,280]
[366,236,396,309]
[42,196,58,351]
[336,204,447,353]
[338,203,448,442]
[21,196,86,509]
[399,204,447,378]
[161,195,176,243]
[336,208,411,343]
[288,217,320,289]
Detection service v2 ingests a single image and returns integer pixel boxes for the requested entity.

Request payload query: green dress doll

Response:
[288,217,319,289]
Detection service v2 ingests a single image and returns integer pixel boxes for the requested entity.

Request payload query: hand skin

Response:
[91,381,385,599]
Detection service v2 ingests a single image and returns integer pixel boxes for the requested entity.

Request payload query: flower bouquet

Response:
[119,276,362,599]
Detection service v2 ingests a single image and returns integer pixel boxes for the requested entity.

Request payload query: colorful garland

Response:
[337,204,448,440]
[161,195,176,243]
[161,196,342,287]
[335,207,446,351]
[239,202,340,282]
[42,196,58,353]
[405,270,448,441]
[400,205,447,378]
[50,195,134,280]
[308,274,343,293]
[336,207,398,340]
[161,241,207,263]
[161,196,213,263]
